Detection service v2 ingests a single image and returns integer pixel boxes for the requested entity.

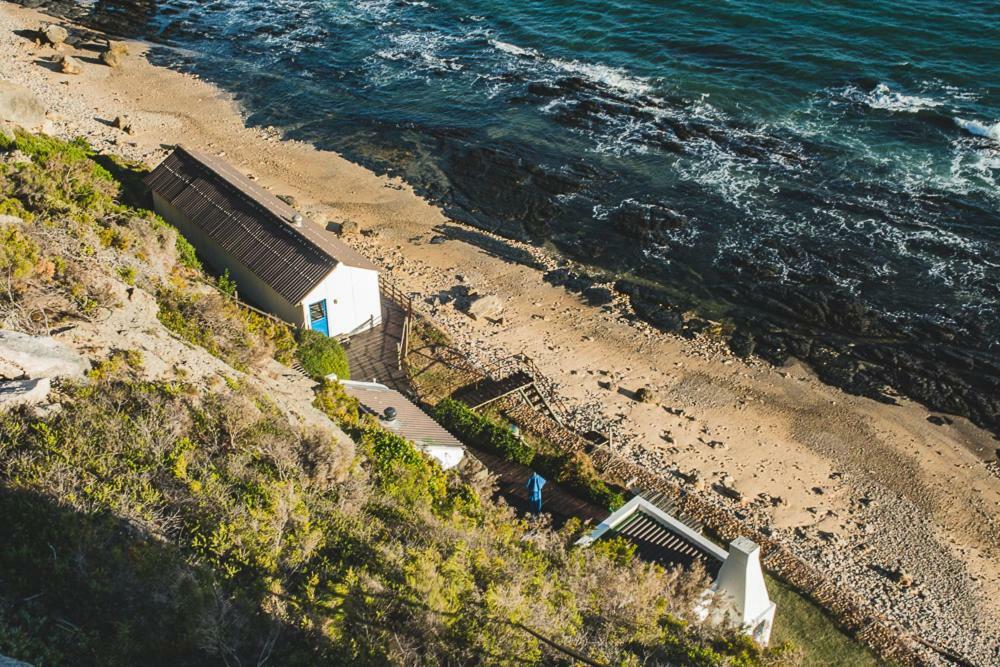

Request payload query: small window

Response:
[309,301,326,322]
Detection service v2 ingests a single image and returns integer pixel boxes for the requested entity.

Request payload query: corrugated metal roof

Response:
[341,380,464,450]
[145,146,379,304]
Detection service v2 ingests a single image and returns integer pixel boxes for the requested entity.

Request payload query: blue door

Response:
[308,300,329,336]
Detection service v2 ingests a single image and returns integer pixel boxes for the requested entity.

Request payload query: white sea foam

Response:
[954,117,1000,142]
[490,39,539,58]
[861,83,943,113]
[549,58,652,96]
[490,37,651,97]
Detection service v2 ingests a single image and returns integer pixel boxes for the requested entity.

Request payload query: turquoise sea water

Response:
[35,0,1000,427]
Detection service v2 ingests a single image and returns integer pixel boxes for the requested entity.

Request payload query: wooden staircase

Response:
[454,359,566,425]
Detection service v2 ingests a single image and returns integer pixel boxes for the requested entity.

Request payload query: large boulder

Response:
[0,330,89,380]
[43,24,69,46]
[106,40,129,56]
[467,294,504,321]
[0,377,51,411]
[0,81,46,130]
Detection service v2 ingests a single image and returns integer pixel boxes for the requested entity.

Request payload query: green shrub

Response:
[174,234,201,271]
[217,268,237,297]
[0,197,32,222]
[434,399,626,510]
[295,328,350,380]
[0,224,39,282]
[434,398,534,465]
[534,450,626,510]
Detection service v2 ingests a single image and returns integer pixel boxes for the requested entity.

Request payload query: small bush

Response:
[434,398,534,465]
[295,329,350,380]
[0,224,40,282]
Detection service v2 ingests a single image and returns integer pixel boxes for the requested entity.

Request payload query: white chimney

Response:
[713,537,776,644]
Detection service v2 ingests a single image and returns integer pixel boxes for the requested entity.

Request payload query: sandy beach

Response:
[2,2,998,662]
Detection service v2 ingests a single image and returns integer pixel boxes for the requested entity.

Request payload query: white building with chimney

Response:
[576,495,776,644]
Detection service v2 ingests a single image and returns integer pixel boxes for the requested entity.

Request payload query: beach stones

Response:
[0,81,46,130]
[43,24,68,46]
[113,115,134,134]
[99,41,129,68]
[337,219,359,236]
[59,55,82,75]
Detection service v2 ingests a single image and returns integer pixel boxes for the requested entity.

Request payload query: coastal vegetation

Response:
[0,131,794,664]
[294,328,350,380]
[435,397,625,510]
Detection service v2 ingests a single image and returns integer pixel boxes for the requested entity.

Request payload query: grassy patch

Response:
[766,574,881,666]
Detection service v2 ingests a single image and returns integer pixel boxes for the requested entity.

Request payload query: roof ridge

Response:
[160,159,337,291]
[175,146,336,265]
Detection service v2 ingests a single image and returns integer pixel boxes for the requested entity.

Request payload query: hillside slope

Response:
[0,131,792,666]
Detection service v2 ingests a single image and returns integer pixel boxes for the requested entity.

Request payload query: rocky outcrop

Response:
[0,80,46,130]
[0,377,51,410]
[0,330,89,380]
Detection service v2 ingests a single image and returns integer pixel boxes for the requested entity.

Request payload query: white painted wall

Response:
[422,445,465,470]
[576,496,776,646]
[300,264,381,337]
[712,537,776,645]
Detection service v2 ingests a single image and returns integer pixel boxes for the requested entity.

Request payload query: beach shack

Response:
[576,495,776,644]
[340,379,465,469]
[145,147,381,337]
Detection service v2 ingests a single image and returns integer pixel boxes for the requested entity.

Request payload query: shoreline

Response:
[2,2,999,663]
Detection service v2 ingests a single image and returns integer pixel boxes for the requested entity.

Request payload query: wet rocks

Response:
[0,80,46,130]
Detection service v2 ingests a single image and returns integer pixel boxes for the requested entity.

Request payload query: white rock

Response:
[0,377,51,410]
[0,330,89,380]
[0,80,46,130]
[43,24,69,46]
[467,294,504,321]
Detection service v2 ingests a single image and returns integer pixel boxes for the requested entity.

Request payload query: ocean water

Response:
[36,0,1000,428]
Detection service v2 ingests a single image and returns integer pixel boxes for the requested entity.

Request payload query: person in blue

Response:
[526,472,546,514]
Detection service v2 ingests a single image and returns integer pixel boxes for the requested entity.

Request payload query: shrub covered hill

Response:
[0,130,794,666]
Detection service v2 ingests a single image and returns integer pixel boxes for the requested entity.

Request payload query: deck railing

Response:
[379,277,414,371]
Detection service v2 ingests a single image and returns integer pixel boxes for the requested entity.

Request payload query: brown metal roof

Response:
[341,381,464,450]
[144,146,379,304]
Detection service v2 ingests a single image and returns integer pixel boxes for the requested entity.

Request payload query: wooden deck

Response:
[470,447,609,529]
[344,298,408,389]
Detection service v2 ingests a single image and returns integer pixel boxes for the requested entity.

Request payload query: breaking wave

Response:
[954,117,1000,143]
